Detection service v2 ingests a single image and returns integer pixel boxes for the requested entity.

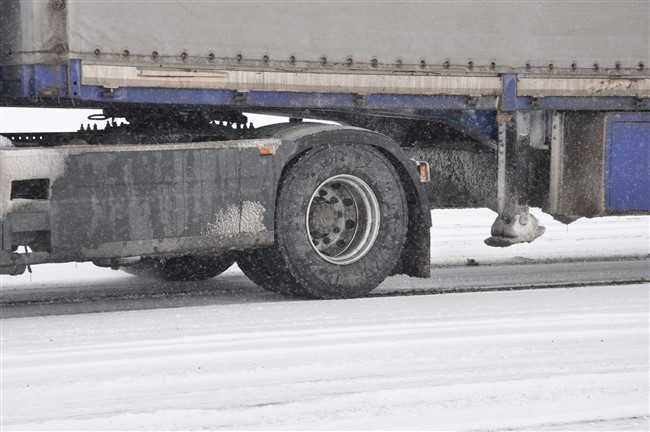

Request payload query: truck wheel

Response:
[237,247,313,297]
[122,254,235,281]
[275,144,408,298]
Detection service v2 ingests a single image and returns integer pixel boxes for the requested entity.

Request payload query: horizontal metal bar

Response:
[517,96,649,111]
[81,63,504,97]
[518,77,650,98]
[3,63,649,112]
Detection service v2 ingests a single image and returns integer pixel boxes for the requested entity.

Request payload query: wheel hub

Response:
[310,202,339,234]
[306,175,380,265]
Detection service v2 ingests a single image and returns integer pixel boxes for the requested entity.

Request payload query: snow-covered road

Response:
[1,258,648,320]
[2,284,648,431]
[1,209,649,430]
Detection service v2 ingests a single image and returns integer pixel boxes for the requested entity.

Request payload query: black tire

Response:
[122,254,235,281]
[271,144,407,299]
[237,247,312,297]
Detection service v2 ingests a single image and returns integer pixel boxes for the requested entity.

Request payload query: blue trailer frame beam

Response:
[2,62,648,131]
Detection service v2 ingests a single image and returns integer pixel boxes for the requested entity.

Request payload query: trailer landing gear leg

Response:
[485,111,545,247]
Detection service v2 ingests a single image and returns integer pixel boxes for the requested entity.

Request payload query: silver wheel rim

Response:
[306,174,380,265]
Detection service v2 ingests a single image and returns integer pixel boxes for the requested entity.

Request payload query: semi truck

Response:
[1,0,648,298]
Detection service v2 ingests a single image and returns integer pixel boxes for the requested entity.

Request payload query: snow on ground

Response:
[1,284,648,430]
[1,208,648,288]
[1,209,649,430]
[429,208,649,265]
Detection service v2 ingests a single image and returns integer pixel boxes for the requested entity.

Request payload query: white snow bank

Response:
[430,208,649,265]
[0,135,13,147]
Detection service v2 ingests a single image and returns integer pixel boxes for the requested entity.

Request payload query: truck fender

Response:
[260,123,432,278]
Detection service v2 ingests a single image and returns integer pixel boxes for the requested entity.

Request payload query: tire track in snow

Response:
[2,285,648,430]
